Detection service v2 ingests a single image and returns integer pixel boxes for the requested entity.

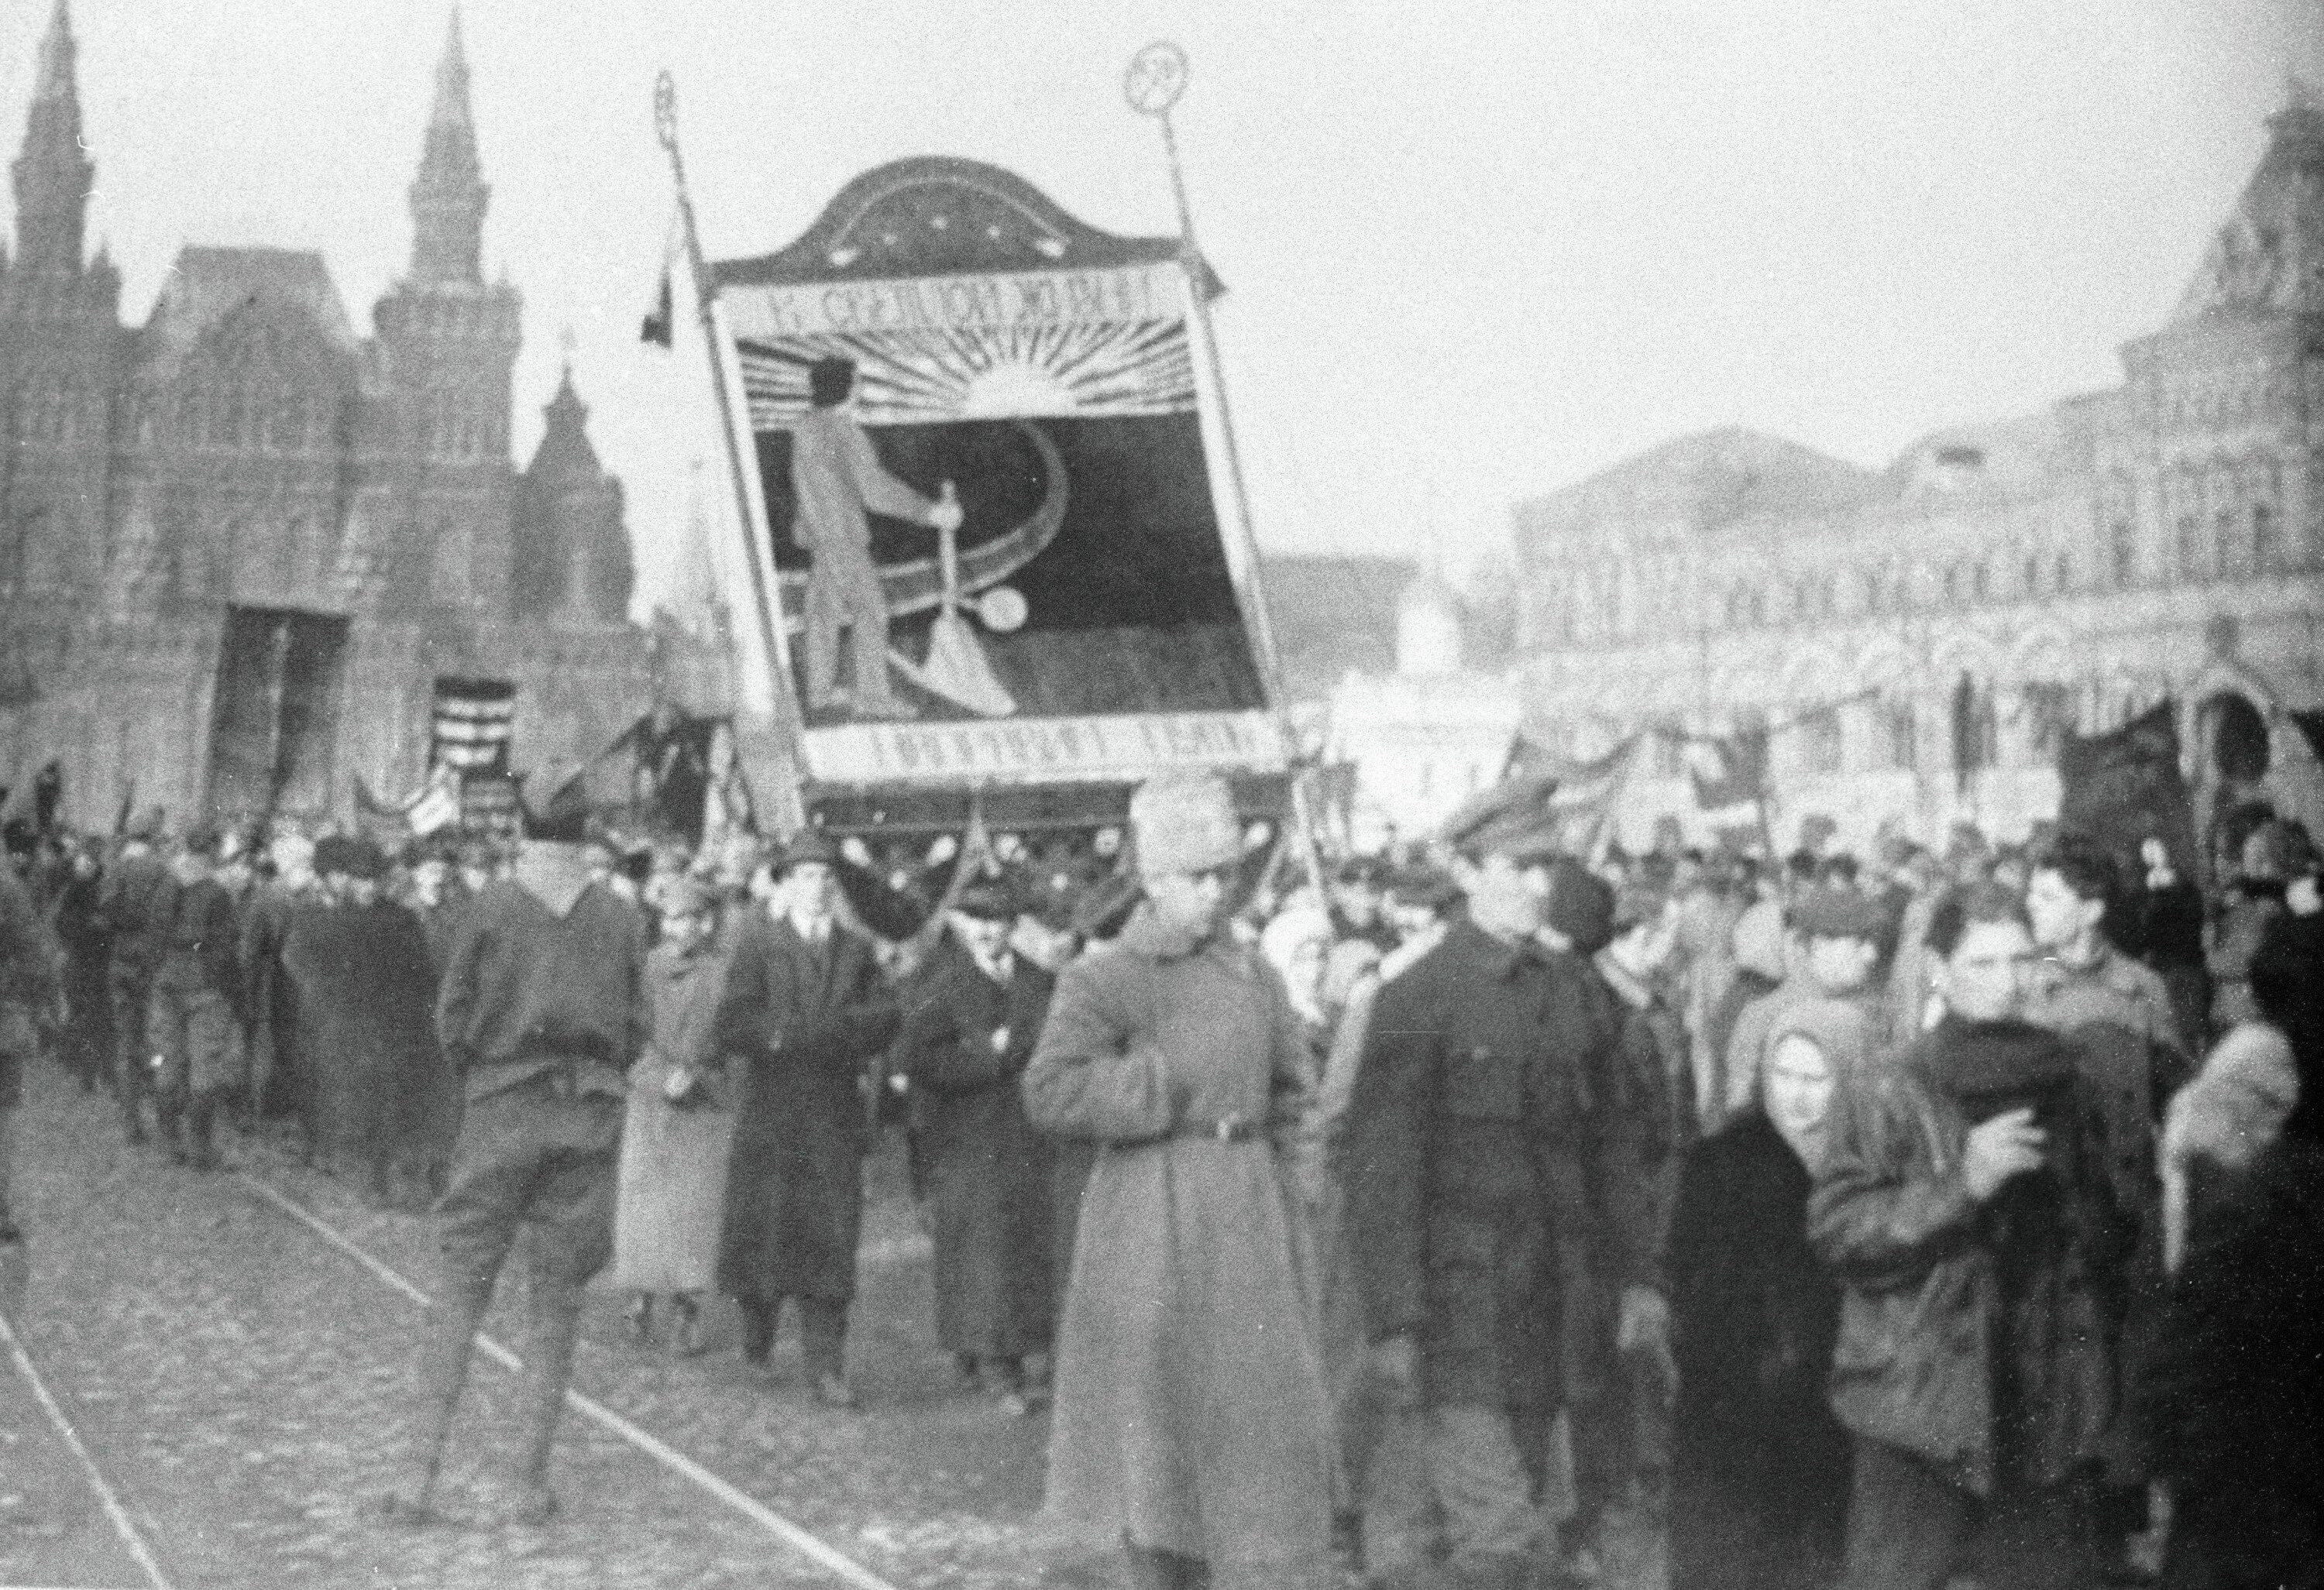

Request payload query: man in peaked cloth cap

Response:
[1344,774,1664,1589]
[1023,771,1336,1590]
[381,763,648,1526]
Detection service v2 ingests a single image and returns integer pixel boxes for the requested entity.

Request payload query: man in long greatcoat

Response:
[715,831,899,1407]
[1024,771,1336,1590]
[898,879,1057,1406]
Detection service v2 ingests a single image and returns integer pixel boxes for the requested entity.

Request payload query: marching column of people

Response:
[5,772,2322,1585]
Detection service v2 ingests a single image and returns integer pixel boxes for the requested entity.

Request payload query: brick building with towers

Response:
[1511,86,2324,855]
[0,5,657,831]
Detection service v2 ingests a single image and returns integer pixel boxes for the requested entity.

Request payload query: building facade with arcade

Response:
[0,8,654,830]
[1511,90,2324,854]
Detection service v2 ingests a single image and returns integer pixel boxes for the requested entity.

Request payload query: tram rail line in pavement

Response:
[235,1170,904,1590]
[0,1304,175,1590]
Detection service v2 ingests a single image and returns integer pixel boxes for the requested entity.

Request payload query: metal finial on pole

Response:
[1126,41,1325,890]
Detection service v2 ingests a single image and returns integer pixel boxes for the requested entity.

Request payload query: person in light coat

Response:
[1023,771,1335,1590]
[610,876,734,1356]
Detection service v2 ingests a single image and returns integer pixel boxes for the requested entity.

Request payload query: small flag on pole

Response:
[640,271,673,348]
[1690,724,1769,811]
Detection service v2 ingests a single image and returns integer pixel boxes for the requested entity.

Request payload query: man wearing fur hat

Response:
[1343,781,1663,1590]
[713,827,899,1408]
[383,764,648,1527]
[1025,770,1336,1590]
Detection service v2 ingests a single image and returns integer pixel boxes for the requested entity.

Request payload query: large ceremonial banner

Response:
[709,158,1280,788]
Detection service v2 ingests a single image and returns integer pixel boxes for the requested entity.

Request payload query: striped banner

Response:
[430,678,516,774]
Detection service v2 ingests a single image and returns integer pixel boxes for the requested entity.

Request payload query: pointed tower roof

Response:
[12,0,94,275]
[2171,79,2324,323]
[32,0,77,102]
[526,364,605,484]
[407,8,490,283]
[428,8,476,136]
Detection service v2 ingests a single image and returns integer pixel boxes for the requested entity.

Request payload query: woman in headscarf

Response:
[1665,995,1867,1590]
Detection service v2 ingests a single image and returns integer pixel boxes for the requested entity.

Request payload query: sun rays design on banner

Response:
[737,319,1195,428]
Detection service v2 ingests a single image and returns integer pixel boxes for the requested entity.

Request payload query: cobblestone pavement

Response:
[1,1060,1666,1590]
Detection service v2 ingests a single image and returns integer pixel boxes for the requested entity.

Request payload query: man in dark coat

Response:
[897,880,1057,1406]
[381,765,648,1527]
[715,829,899,1407]
[0,858,62,1241]
[282,836,445,1205]
[146,826,245,1169]
[240,828,324,1154]
[1810,882,2133,1590]
[97,809,175,1145]
[1344,783,1664,1590]
[48,838,112,1095]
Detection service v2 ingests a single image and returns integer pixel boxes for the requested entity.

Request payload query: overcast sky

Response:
[5,0,2317,616]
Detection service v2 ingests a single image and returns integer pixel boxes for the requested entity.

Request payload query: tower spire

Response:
[408,7,489,283]
[12,0,94,275]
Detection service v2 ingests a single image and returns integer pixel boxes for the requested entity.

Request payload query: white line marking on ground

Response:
[238,1173,904,1590]
[0,1307,177,1590]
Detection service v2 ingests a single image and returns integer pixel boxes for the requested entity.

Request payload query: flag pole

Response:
[653,71,803,833]
[1126,42,1325,895]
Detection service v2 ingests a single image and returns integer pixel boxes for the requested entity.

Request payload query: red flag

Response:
[1690,724,1769,810]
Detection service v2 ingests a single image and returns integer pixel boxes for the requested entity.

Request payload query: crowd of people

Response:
[0,768,2319,1588]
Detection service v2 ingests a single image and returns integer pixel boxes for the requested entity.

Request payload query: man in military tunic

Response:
[1345,779,1665,1590]
[380,764,648,1527]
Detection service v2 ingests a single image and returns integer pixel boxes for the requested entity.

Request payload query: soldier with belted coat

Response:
[1343,778,1666,1590]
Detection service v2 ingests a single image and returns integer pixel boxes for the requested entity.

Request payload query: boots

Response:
[507,1279,586,1526]
[1446,1555,1530,1590]
[378,1272,492,1527]
[669,1294,706,1358]
[186,1092,219,1173]
[1122,1540,1211,1590]
[154,1090,188,1166]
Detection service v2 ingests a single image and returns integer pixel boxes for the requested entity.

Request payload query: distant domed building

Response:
[0,7,661,829]
[1326,567,1521,848]
[1511,88,2324,853]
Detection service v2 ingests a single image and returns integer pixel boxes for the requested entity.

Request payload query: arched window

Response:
[2253,501,2277,572]
[2054,551,2072,592]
